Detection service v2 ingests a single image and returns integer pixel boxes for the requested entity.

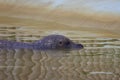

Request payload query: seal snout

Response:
[72,43,84,49]
[76,44,84,49]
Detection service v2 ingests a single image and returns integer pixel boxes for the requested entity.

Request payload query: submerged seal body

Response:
[0,35,83,50]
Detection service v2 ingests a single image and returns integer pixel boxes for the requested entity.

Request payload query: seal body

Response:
[0,35,83,50]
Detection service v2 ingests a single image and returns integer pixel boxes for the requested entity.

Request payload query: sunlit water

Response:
[0,26,120,80]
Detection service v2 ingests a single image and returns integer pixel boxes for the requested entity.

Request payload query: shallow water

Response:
[0,26,120,80]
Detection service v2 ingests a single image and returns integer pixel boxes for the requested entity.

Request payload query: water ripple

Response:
[0,26,120,80]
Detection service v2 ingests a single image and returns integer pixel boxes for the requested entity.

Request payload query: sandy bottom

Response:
[0,15,120,38]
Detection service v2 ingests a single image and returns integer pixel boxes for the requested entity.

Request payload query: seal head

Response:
[35,35,84,50]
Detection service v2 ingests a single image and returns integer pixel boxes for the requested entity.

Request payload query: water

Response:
[0,26,120,80]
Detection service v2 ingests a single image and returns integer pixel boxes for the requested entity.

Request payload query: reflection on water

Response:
[0,26,120,80]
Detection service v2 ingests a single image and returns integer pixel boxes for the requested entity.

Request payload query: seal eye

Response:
[59,41,63,46]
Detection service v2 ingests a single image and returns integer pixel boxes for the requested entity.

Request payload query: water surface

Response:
[0,26,120,80]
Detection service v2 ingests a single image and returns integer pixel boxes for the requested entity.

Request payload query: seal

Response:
[0,35,83,50]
